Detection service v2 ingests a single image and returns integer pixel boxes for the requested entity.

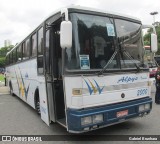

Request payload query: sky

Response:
[0,0,160,48]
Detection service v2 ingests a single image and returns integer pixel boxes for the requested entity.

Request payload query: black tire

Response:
[9,82,14,96]
[36,97,41,115]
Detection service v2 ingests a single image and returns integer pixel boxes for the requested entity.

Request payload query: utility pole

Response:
[150,11,158,25]
[150,12,158,57]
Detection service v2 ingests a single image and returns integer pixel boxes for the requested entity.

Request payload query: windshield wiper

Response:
[97,38,142,75]
[97,49,119,75]
[122,49,141,72]
[118,37,141,72]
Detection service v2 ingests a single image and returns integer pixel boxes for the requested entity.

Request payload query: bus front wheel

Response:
[9,82,14,96]
[36,99,41,115]
[35,90,41,115]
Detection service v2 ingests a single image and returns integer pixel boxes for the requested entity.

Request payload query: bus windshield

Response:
[144,46,157,67]
[65,13,143,72]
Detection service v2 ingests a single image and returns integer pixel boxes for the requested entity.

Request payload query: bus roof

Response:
[6,5,141,56]
[49,5,141,22]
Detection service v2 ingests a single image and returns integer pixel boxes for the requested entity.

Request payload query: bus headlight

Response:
[144,103,150,110]
[81,116,92,126]
[139,105,145,112]
[93,114,103,124]
[139,104,151,112]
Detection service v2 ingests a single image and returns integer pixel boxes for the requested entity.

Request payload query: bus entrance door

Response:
[45,22,66,127]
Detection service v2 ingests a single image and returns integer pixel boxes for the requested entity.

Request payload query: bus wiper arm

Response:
[118,37,141,72]
[97,49,119,75]
[123,49,141,72]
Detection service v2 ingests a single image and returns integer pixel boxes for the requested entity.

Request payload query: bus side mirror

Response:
[60,21,72,49]
[151,33,158,53]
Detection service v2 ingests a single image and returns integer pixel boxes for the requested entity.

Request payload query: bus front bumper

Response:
[66,97,152,133]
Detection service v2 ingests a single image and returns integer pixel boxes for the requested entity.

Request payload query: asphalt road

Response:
[0,86,160,144]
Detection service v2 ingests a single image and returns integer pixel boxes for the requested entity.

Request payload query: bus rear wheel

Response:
[9,82,14,96]
[35,96,41,115]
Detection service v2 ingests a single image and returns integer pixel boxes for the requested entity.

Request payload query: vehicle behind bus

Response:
[144,46,157,78]
[154,55,160,66]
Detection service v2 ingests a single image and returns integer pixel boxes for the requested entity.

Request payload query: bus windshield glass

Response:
[65,13,143,72]
[144,46,157,67]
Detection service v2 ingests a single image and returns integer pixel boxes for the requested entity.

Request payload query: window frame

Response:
[31,32,37,57]
[17,45,22,62]
[12,48,17,63]
[37,26,44,75]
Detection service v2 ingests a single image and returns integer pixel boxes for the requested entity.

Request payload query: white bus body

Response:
[5,5,157,133]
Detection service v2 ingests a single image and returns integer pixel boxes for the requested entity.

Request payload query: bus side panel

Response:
[6,59,50,125]
[12,67,19,96]
[7,66,19,96]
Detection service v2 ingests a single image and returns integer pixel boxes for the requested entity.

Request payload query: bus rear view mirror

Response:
[60,21,72,49]
[151,33,158,53]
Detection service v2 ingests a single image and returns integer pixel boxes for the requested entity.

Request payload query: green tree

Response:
[143,25,160,55]
[0,45,14,57]
[0,57,6,67]
[156,26,160,43]
[0,45,14,67]
[155,26,160,55]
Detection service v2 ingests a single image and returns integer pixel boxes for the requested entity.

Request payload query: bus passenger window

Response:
[37,27,44,74]
[13,49,17,63]
[17,45,22,61]
[31,33,37,57]
[23,39,30,60]
[45,30,50,73]
[10,53,13,64]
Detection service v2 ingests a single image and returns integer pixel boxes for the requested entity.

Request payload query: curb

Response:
[0,85,9,95]
[0,93,10,95]
[0,82,6,85]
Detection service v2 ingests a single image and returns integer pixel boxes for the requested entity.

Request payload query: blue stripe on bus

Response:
[66,97,152,133]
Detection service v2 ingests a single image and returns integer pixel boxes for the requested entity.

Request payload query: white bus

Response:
[5,6,157,133]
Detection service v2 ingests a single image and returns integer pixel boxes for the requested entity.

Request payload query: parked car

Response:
[148,62,157,78]
[0,68,5,74]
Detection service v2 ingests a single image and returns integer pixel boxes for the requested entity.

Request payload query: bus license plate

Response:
[117,110,128,118]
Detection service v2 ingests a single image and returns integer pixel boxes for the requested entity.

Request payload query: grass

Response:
[0,74,4,82]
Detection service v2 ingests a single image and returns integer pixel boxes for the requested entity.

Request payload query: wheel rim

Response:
[10,87,13,95]
[36,101,41,114]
